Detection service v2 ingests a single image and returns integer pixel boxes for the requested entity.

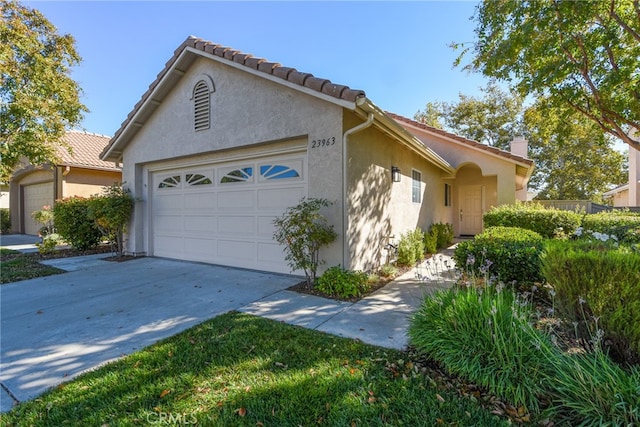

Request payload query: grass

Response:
[2,312,508,426]
[0,250,64,284]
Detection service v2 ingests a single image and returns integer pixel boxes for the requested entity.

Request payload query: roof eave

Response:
[355,99,455,175]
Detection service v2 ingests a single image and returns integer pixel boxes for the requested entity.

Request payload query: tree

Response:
[415,82,523,150]
[523,98,627,201]
[273,198,337,285]
[0,1,87,180]
[457,0,640,149]
[414,101,444,129]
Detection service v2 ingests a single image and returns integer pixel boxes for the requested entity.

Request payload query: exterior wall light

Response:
[391,166,401,183]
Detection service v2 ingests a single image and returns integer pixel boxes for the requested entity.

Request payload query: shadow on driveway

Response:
[0,257,301,411]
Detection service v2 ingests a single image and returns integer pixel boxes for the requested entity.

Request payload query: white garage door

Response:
[151,155,306,274]
[23,182,54,235]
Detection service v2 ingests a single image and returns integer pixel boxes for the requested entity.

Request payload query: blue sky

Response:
[27,1,492,137]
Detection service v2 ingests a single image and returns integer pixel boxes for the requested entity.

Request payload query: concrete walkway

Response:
[0,244,456,412]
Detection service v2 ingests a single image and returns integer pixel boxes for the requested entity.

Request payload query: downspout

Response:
[341,111,374,268]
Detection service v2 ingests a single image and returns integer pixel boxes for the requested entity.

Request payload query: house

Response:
[100,36,534,275]
[9,131,122,235]
[603,142,640,208]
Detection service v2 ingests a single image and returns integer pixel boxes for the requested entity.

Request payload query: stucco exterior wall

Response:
[61,168,122,199]
[121,56,345,266]
[345,121,448,271]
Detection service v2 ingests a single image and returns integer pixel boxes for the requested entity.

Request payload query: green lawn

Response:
[0,250,64,284]
[3,312,509,426]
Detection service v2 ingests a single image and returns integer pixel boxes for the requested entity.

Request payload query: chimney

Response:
[510,136,528,158]
[511,137,529,202]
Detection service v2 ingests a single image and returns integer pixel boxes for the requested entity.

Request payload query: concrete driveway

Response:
[0,256,301,411]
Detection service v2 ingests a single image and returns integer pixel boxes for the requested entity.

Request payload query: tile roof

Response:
[386,112,534,166]
[104,36,366,159]
[58,131,121,171]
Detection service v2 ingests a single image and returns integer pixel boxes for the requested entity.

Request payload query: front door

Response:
[459,185,483,236]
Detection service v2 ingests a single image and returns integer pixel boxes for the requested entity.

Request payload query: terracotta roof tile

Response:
[386,112,534,166]
[103,36,367,159]
[58,131,121,171]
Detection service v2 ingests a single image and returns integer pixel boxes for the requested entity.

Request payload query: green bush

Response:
[453,226,545,286]
[397,228,425,266]
[0,208,10,233]
[53,197,102,251]
[409,286,553,411]
[315,266,370,299]
[542,239,640,360]
[580,211,640,244]
[429,222,454,249]
[484,202,582,239]
[422,227,437,255]
[88,184,134,256]
[35,233,61,254]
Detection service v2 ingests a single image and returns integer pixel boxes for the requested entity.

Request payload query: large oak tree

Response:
[0,0,87,181]
[458,0,640,149]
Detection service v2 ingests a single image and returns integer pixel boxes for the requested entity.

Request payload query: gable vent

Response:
[193,80,210,131]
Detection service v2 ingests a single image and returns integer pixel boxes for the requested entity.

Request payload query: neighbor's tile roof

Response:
[58,131,121,171]
[386,112,534,166]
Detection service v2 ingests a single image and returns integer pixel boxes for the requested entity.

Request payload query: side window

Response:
[412,170,422,203]
[444,183,452,206]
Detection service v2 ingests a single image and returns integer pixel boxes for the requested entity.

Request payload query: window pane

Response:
[412,170,421,203]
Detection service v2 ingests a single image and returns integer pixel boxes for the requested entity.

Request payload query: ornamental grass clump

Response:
[408,283,554,412]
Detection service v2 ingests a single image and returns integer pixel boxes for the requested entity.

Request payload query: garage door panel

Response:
[154,214,183,233]
[218,190,254,209]
[257,216,277,237]
[257,187,305,209]
[23,182,54,235]
[183,237,217,258]
[218,215,255,235]
[184,215,217,233]
[151,154,306,273]
[218,239,255,261]
[184,192,216,210]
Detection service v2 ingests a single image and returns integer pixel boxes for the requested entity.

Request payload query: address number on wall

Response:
[311,137,336,148]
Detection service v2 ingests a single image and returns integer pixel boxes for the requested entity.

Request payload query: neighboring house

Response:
[100,36,534,275]
[10,131,122,235]
[603,143,640,207]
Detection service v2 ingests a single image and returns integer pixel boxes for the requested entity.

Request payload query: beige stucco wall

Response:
[121,56,345,267]
[345,118,450,271]
[61,168,122,199]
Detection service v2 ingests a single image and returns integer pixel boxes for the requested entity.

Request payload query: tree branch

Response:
[610,0,640,43]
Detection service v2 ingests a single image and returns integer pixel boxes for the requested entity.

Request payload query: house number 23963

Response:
[311,137,336,148]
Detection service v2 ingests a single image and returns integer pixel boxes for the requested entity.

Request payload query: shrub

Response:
[581,211,640,244]
[0,208,10,233]
[53,197,102,251]
[378,263,398,278]
[453,226,545,286]
[31,206,55,236]
[88,184,134,256]
[409,285,553,411]
[545,348,640,426]
[315,265,370,299]
[542,239,640,361]
[483,202,582,238]
[273,198,337,285]
[422,227,437,255]
[35,233,61,254]
[396,228,425,266]
[429,222,454,249]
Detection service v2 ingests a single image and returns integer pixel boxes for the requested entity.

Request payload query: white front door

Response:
[150,154,307,273]
[459,185,483,235]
